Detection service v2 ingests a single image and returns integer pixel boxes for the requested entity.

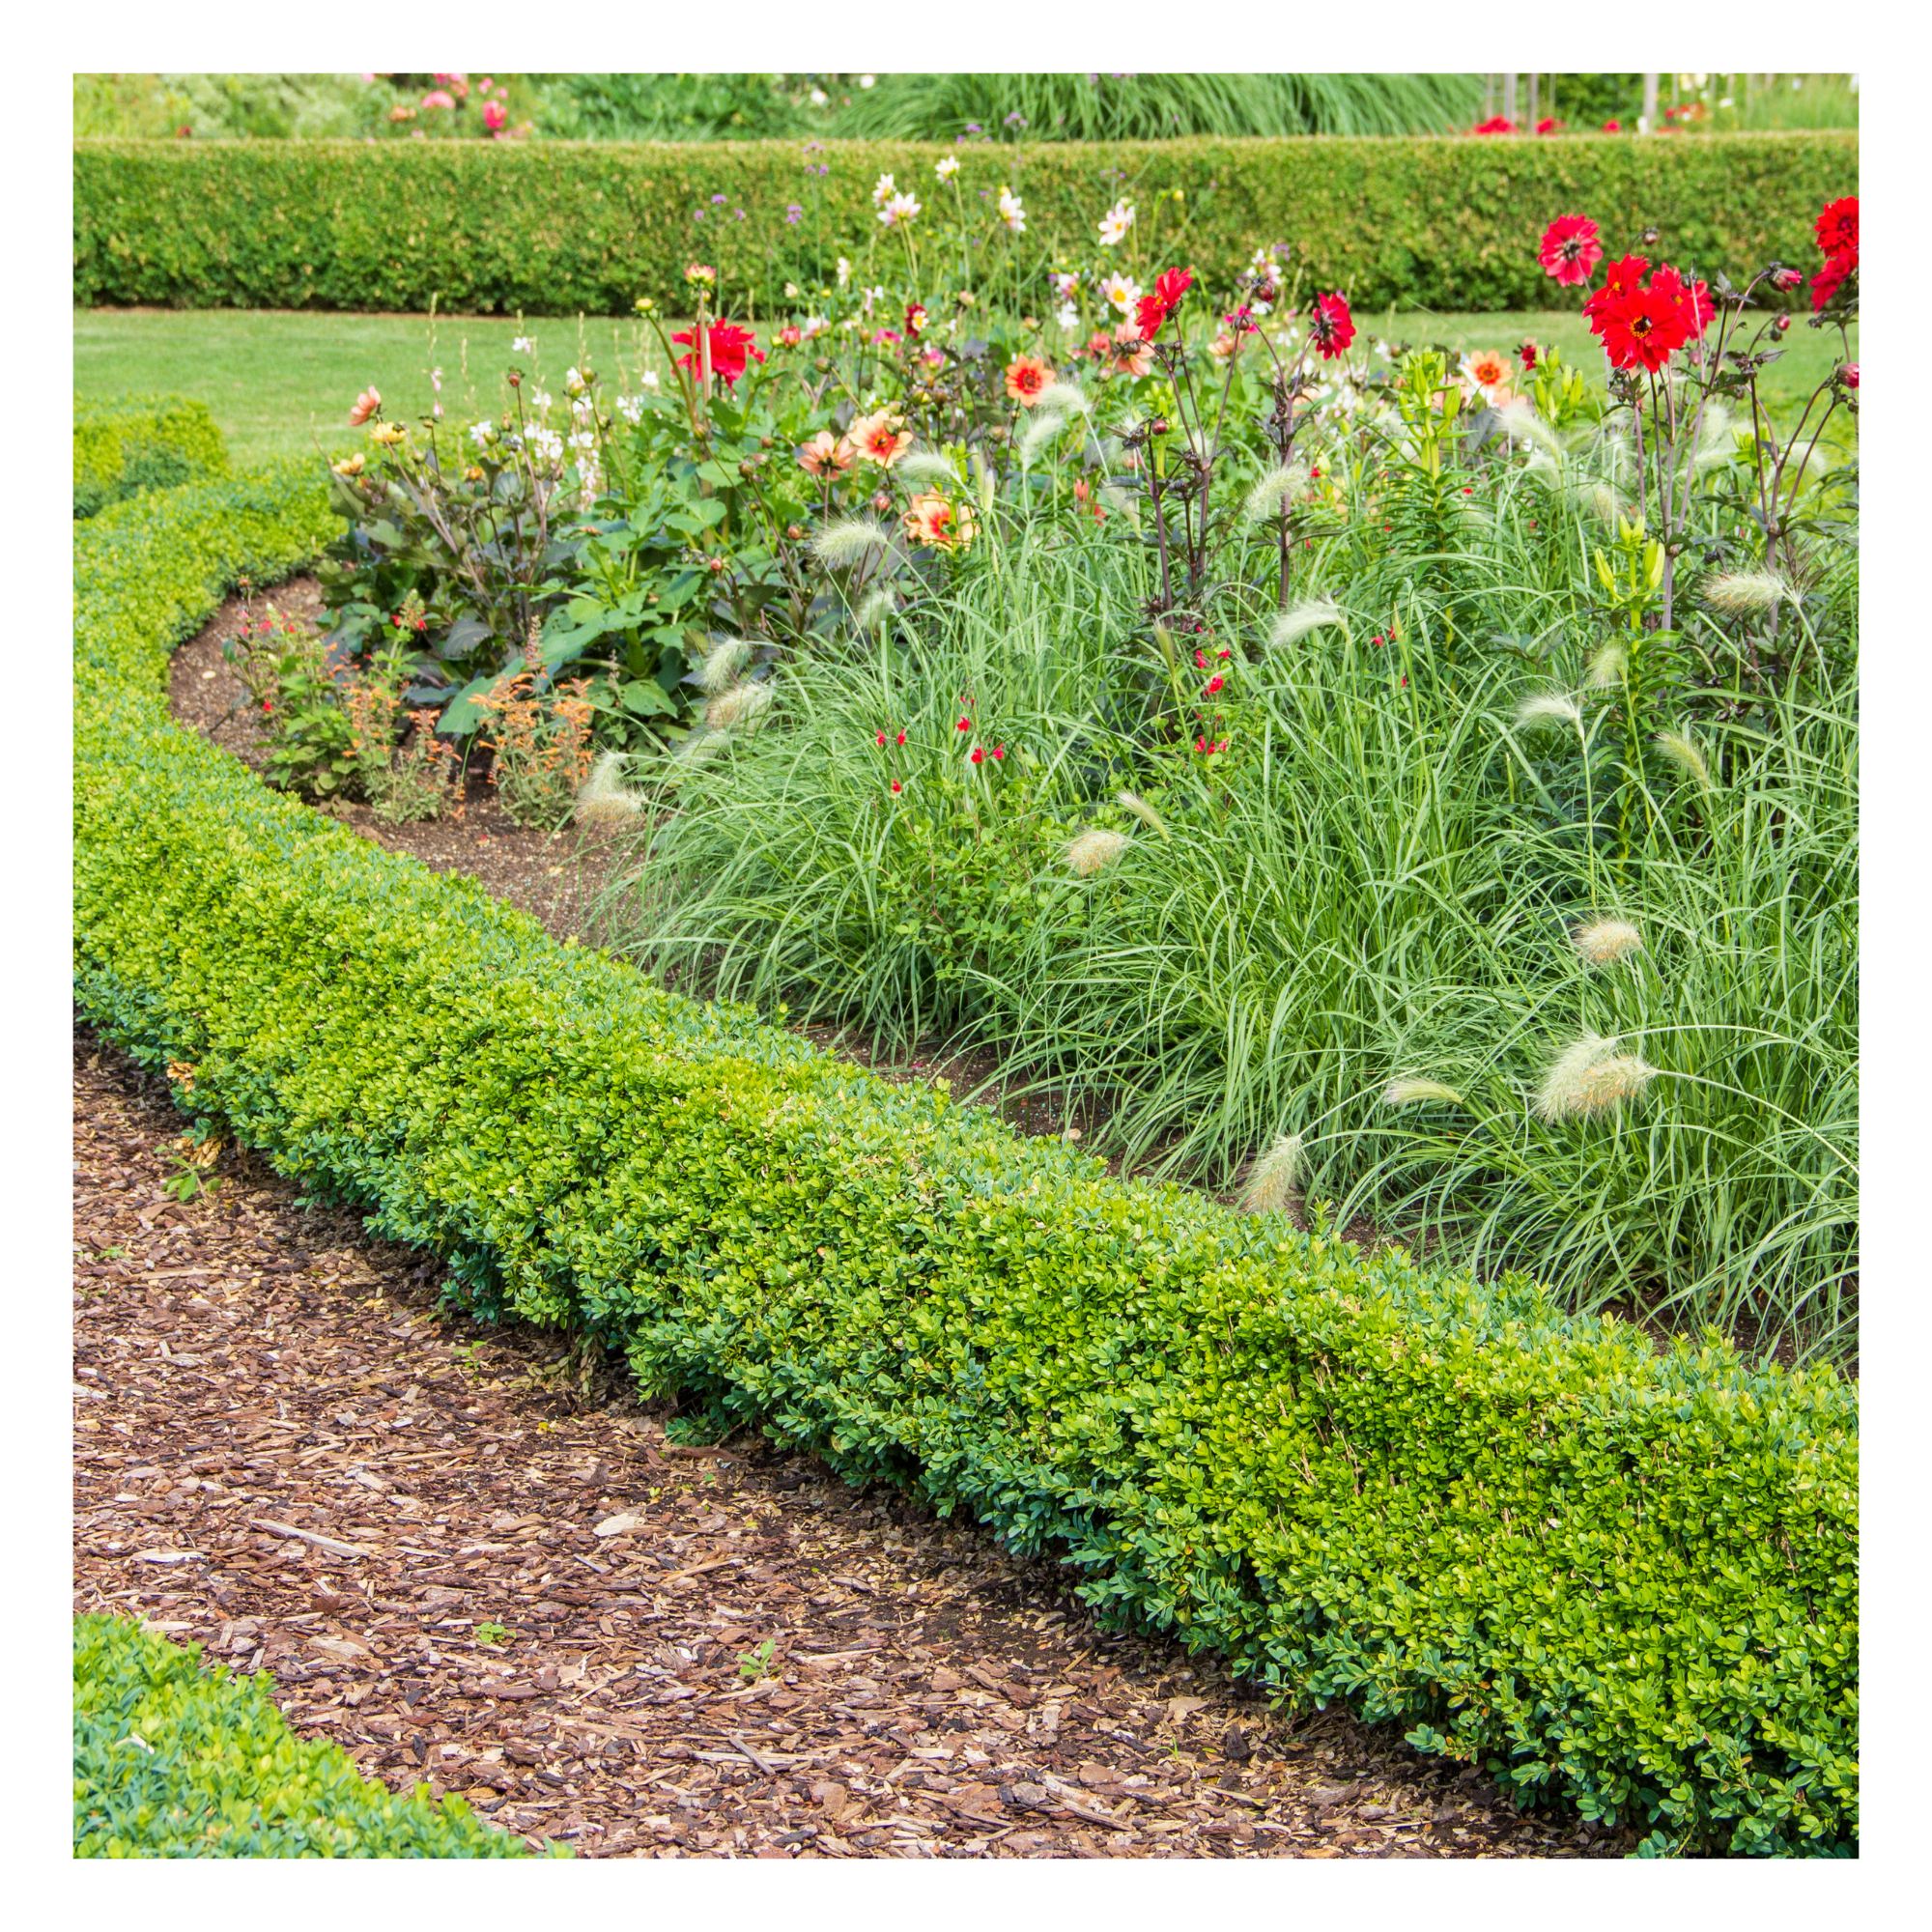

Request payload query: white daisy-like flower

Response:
[1098,199,1134,246]
[1056,300,1080,330]
[1101,271,1143,315]
[871,172,895,207]
[640,371,660,391]
[998,185,1027,234]
[836,257,852,288]
[935,155,959,183]
[512,335,536,355]
[877,191,922,229]
[1054,272,1080,299]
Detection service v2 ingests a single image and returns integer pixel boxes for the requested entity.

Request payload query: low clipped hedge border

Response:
[72,463,1859,1858]
[74,1614,544,1857]
[74,132,1856,316]
[72,392,228,521]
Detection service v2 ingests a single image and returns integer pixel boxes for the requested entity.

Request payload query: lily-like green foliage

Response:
[73,391,229,520]
[72,458,1856,1856]
[72,1615,544,1858]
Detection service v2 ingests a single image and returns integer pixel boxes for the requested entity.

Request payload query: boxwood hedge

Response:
[73,131,1856,317]
[72,391,228,520]
[71,460,1858,1858]
[73,1614,544,1857]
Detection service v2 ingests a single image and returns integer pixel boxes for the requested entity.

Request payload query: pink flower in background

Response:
[483,100,508,133]
[479,78,496,96]
[421,90,456,111]
[348,386,382,426]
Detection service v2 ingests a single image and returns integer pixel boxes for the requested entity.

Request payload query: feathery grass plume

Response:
[1577,479,1627,525]
[1065,828,1131,876]
[1035,382,1091,416]
[1533,1033,1660,1121]
[697,636,751,696]
[1494,397,1564,461]
[705,679,775,732]
[1586,641,1628,690]
[896,451,958,488]
[811,518,889,569]
[1018,412,1067,466]
[1572,917,1644,966]
[1242,465,1306,523]
[1266,596,1342,649]
[672,729,728,770]
[1115,789,1171,840]
[1689,400,1735,473]
[574,750,641,832]
[1240,1131,1304,1214]
[853,587,897,633]
[1702,571,1796,617]
[1382,1078,1468,1107]
[1515,691,1583,733]
[1097,483,1138,523]
[1655,726,1716,791]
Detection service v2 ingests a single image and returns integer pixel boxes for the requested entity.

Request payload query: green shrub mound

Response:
[71,465,1858,1858]
[74,132,1855,317]
[73,1614,541,1857]
[73,391,229,520]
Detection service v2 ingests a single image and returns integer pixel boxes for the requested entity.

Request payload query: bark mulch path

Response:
[72,1028,1624,1861]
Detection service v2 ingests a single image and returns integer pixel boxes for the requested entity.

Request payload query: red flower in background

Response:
[1601,119,1622,132]
[1596,285,1690,372]
[1535,117,1559,134]
[1472,116,1514,134]
[1307,292,1355,360]
[1815,197,1859,259]
[1134,267,1194,341]
[1538,214,1604,288]
[671,321,766,387]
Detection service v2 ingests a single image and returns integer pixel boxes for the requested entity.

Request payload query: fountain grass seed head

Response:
[1240,1131,1304,1215]
[1572,917,1644,966]
[1035,382,1091,416]
[1701,572,1796,617]
[705,679,775,732]
[698,636,751,696]
[1586,641,1628,690]
[1655,726,1716,790]
[1533,1033,1660,1121]
[1266,597,1342,650]
[811,519,889,570]
[896,451,958,489]
[1018,412,1067,466]
[1114,789,1171,840]
[1382,1078,1468,1107]
[1065,828,1131,876]
[1243,465,1307,523]
[1516,691,1583,733]
[574,750,641,832]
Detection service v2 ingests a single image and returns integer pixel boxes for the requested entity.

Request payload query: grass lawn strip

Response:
[74,1030,1613,1859]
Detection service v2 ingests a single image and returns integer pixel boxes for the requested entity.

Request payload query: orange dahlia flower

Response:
[902,492,976,553]
[1004,355,1052,406]
[850,411,914,468]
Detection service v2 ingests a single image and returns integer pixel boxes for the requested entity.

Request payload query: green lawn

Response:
[74,305,1856,469]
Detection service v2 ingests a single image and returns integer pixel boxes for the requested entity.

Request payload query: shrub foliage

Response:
[73,1614,540,1857]
[72,391,229,520]
[71,457,1858,1857]
[73,132,1856,316]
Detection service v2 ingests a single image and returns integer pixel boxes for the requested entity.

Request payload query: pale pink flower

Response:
[348,386,382,426]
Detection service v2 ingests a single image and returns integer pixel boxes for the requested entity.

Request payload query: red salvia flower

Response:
[1596,286,1690,372]
[956,717,973,731]
[970,746,985,764]
[1815,197,1859,260]
[1307,292,1355,360]
[1582,254,1651,333]
[1538,214,1604,288]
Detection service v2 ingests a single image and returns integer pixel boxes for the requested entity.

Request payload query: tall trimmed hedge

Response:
[74,1615,544,1857]
[73,391,228,520]
[72,459,1859,1858]
[73,132,1857,316]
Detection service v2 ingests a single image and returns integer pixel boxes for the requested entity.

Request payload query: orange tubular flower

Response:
[1004,355,1052,406]
[850,411,914,467]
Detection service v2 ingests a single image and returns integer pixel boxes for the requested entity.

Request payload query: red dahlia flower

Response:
[671,321,767,388]
[1134,267,1194,341]
[1539,214,1604,288]
[1307,292,1355,360]
[905,302,927,335]
[1596,286,1690,372]
[1649,265,1714,337]
[1815,196,1859,260]
[1811,251,1857,313]
[1840,363,1859,390]
[1582,254,1651,331]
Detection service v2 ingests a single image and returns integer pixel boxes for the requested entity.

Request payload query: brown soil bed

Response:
[73,1027,1619,1859]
